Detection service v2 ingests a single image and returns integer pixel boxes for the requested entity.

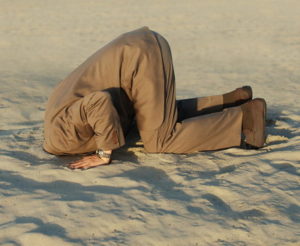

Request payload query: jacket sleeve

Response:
[82,91,125,150]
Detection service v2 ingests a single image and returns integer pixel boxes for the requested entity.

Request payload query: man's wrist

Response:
[95,149,112,159]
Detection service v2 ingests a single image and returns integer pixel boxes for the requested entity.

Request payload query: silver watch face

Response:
[96,149,111,159]
[96,149,103,155]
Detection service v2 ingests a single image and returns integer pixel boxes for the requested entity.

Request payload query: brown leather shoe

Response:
[223,86,253,108]
[237,86,253,102]
[241,98,267,148]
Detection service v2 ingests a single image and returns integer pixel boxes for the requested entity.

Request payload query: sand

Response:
[0,0,299,245]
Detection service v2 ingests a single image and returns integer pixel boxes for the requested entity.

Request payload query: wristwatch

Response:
[95,149,111,159]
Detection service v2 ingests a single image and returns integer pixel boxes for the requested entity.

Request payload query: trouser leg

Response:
[177,87,251,121]
[138,32,177,152]
[161,107,243,153]
[177,95,224,121]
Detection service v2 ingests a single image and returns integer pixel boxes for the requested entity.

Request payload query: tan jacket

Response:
[44,27,165,154]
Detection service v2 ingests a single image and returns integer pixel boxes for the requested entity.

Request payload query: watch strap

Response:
[95,149,111,159]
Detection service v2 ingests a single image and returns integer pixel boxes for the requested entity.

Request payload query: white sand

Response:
[0,0,299,245]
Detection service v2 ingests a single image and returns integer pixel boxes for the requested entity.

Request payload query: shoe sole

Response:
[244,98,266,148]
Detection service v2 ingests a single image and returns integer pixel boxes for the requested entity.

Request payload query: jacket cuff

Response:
[94,128,125,151]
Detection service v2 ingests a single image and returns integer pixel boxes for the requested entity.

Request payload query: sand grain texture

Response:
[0,0,299,245]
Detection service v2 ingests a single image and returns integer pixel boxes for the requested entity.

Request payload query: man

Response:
[43,27,266,169]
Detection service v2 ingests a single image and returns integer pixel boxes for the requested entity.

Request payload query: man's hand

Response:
[68,154,111,170]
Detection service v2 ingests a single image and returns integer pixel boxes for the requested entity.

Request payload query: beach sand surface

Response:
[0,0,299,245]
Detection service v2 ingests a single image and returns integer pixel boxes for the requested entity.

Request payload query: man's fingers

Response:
[68,155,109,169]
[69,163,103,170]
[68,159,89,169]
[69,162,94,169]
[68,163,86,169]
